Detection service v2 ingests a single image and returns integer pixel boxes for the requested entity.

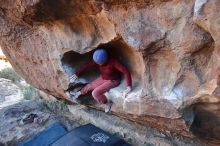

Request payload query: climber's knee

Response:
[92,89,107,104]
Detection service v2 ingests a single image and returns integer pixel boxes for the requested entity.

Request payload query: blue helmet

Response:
[93,49,108,64]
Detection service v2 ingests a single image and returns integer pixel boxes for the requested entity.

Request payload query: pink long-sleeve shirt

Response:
[75,57,132,87]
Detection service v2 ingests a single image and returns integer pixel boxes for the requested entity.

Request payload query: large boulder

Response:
[0,0,220,142]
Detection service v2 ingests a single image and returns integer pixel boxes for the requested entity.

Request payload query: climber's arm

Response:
[75,61,97,77]
[113,59,132,98]
[113,59,132,88]
[70,61,96,83]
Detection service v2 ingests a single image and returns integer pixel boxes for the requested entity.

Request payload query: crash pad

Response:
[18,122,67,146]
[51,123,131,146]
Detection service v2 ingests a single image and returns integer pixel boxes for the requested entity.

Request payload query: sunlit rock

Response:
[0,0,220,143]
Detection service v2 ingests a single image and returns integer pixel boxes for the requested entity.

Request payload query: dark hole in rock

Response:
[182,102,220,144]
[61,38,144,104]
[61,50,98,104]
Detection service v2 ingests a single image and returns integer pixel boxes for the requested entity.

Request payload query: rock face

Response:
[0,78,23,109]
[0,0,220,143]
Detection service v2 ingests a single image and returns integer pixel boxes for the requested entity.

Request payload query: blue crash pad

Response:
[18,122,67,146]
[51,124,132,146]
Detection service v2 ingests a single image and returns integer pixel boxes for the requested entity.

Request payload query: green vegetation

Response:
[45,99,69,113]
[0,67,40,100]
[0,67,21,82]
[21,85,40,100]
[144,143,154,146]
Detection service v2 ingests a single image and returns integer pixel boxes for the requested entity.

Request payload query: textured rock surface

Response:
[67,103,207,146]
[0,78,23,109]
[0,0,220,143]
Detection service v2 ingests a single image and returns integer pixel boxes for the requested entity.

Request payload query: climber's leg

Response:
[91,80,120,104]
[80,76,106,95]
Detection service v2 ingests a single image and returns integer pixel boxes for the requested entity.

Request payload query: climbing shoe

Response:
[104,100,113,113]
[69,91,81,104]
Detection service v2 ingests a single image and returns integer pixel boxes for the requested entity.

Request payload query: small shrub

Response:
[45,99,69,113]
[21,85,40,100]
[0,67,21,82]
[144,143,154,146]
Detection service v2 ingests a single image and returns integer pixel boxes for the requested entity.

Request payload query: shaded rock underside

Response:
[0,0,220,144]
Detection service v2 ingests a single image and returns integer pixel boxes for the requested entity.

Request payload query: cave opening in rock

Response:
[61,38,144,104]
[182,102,220,142]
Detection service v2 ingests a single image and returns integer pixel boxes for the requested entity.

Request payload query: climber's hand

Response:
[70,74,78,83]
[75,91,82,98]
[122,86,131,98]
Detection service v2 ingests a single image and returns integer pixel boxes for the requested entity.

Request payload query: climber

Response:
[68,49,132,113]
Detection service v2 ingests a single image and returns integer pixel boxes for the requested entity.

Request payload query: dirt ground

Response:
[0,100,79,146]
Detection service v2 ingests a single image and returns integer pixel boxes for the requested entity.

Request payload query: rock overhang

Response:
[0,0,220,142]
